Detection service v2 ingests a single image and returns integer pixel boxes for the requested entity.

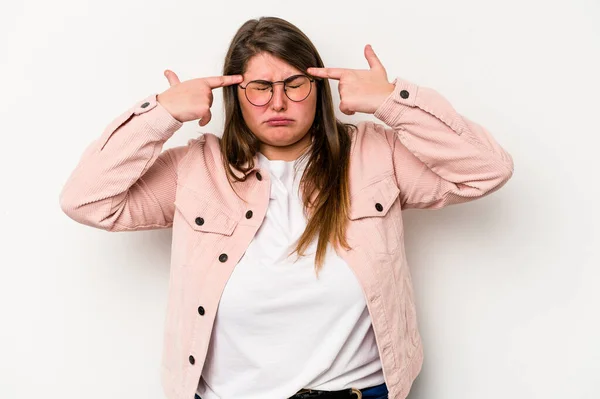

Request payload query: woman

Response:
[59,16,514,399]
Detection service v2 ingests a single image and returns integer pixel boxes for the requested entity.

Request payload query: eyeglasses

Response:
[238,74,316,107]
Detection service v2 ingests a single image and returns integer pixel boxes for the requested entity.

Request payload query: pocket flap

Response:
[349,175,400,220]
[174,185,237,236]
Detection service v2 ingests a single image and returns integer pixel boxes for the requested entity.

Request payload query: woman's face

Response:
[237,52,317,161]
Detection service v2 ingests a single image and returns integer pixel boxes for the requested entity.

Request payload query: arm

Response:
[59,94,186,231]
[374,77,514,209]
[308,45,514,210]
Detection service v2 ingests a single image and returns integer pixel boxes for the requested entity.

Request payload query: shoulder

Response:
[174,133,224,178]
[350,120,396,155]
[185,132,221,149]
[345,120,397,187]
[182,132,225,159]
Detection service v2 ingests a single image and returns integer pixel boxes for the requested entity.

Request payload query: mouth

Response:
[265,118,294,126]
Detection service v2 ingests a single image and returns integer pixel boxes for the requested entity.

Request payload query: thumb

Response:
[164,70,181,86]
[364,44,384,72]
[198,110,212,127]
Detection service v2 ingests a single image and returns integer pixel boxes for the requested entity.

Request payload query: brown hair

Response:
[220,16,356,274]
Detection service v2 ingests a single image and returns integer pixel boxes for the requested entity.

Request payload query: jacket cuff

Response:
[373,77,419,127]
[134,93,184,140]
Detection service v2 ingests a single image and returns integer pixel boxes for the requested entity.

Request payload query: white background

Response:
[1,1,598,398]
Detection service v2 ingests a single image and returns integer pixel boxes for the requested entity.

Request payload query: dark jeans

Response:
[194,382,388,399]
[353,382,388,399]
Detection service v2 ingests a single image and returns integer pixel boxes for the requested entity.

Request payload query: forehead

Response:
[244,52,303,80]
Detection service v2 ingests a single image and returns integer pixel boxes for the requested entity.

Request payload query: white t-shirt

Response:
[196,152,384,399]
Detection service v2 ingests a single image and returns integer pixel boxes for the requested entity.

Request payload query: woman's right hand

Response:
[157,70,243,126]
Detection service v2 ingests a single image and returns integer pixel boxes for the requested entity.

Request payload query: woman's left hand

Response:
[307,44,395,115]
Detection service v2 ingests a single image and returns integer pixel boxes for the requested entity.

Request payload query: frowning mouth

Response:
[266,118,294,126]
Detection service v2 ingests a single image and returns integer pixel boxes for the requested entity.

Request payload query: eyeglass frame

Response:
[237,74,318,106]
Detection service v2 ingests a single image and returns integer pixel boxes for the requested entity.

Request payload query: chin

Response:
[261,129,305,146]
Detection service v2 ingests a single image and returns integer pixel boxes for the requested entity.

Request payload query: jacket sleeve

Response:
[373,77,514,210]
[59,93,186,231]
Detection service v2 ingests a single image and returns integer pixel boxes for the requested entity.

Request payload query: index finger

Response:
[204,75,244,88]
[306,67,345,80]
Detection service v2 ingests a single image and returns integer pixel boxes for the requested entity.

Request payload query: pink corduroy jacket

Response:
[59,77,514,399]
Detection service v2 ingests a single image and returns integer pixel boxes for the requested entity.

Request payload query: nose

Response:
[270,83,287,111]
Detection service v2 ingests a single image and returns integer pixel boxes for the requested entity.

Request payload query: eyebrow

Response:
[245,74,304,82]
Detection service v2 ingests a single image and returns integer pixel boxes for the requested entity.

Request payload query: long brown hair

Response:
[220,16,355,274]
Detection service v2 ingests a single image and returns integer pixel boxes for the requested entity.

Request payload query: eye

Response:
[285,75,310,89]
[248,81,272,91]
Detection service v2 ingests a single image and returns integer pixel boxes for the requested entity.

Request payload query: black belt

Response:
[288,387,363,399]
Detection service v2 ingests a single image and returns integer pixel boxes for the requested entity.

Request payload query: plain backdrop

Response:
[1,1,598,398]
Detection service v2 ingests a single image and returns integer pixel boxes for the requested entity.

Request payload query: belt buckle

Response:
[295,387,361,398]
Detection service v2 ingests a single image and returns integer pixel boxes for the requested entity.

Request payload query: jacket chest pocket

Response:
[348,176,403,255]
[172,184,238,266]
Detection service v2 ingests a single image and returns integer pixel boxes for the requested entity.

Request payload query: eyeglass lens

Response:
[245,75,311,106]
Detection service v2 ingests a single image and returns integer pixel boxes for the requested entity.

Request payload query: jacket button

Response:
[189,355,195,365]
[141,101,150,108]
[219,253,228,262]
[256,171,263,181]
[195,217,204,226]
[245,210,253,219]
[198,306,205,316]
[400,90,410,99]
[375,203,383,212]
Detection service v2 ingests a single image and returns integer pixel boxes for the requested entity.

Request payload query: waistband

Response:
[194,382,388,399]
